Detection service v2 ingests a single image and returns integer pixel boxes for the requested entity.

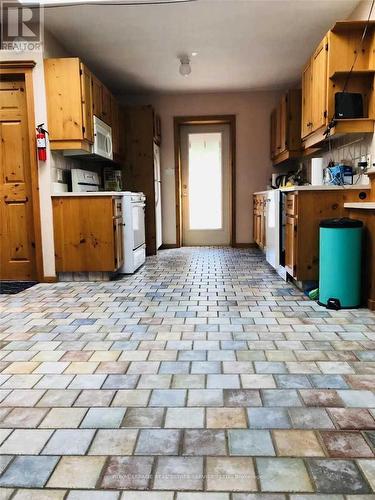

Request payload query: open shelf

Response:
[333,118,374,133]
[303,119,374,150]
[331,20,375,33]
[330,70,375,79]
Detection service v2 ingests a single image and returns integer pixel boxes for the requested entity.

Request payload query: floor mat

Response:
[0,281,37,294]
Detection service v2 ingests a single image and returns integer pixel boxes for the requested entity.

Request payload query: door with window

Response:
[0,77,36,280]
[180,124,231,246]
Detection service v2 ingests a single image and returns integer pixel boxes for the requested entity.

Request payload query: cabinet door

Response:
[259,211,266,249]
[279,94,287,153]
[44,58,84,141]
[285,216,297,278]
[80,63,93,143]
[118,107,126,161]
[92,75,102,119]
[102,86,112,125]
[312,37,328,131]
[302,60,313,138]
[113,217,124,270]
[111,96,120,157]
[276,102,282,154]
[270,109,277,160]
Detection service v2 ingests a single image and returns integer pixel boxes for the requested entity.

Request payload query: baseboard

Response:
[232,242,257,248]
[42,276,58,283]
[159,244,179,250]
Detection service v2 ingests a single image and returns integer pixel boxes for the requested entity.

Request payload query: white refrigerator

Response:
[154,143,162,250]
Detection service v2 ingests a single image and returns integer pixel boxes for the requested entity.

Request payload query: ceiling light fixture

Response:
[179,55,191,77]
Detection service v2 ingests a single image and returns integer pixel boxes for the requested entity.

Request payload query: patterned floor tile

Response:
[1,247,375,496]
[206,408,247,428]
[320,431,374,458]
[43,429,94,455]
[135,429,180,455]
[273,430,325,457]
[80,407,125,428]
[257,457,313,492]
[0,456,59,487]
[183,429,227,456]
[308,459,370,494]
[47,456,106,488]
[229,429,275,456]
[206,457,256,491]
[164,407,204,428]
[153,456,203,490]
[101,456,153,489]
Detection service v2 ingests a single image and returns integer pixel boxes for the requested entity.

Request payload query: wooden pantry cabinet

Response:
[44,57,124,161]
[270,89,302,165]
[52,195,123,273]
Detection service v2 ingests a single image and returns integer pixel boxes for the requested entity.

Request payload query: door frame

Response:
[174,115,236,247]
[0,61,44,282]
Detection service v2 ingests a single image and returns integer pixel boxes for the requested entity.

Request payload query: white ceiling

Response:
[43,0,360,95]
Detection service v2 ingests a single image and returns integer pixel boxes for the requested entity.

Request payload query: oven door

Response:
[132,202,146,250]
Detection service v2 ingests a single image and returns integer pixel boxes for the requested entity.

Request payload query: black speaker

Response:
[335,92,364,119]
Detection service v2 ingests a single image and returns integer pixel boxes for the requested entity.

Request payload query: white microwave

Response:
[93,116,113,160]
[64,115,113,160]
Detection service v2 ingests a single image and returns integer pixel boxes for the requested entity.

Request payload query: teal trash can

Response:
[319,218,363,309]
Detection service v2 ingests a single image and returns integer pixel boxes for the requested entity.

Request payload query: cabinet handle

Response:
[306,122,312,127]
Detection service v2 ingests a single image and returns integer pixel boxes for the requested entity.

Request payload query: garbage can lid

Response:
[320,217,363,229]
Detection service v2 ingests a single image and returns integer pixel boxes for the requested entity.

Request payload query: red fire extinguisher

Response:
[36,124,49,161]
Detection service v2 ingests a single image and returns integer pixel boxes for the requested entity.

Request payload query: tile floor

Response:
[0,247,374,498]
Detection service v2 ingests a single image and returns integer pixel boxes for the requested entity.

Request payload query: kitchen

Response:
[1,0,375,301]
[2,1,375,498]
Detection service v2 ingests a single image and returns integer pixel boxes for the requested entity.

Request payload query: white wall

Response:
[124,91,280,245]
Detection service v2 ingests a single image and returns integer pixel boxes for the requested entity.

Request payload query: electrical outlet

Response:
[367,153,371,170]
[56,168,64,182]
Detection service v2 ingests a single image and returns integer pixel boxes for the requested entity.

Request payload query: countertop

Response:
[51,192,124,197]
[254,185,370,195]
[344,202,375,210]
[280,184,371,192]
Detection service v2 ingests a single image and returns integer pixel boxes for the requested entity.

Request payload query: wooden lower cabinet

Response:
[253,193,266,249]
[52,195,123,273]
[285,215,297,278]
[283,188,370,282]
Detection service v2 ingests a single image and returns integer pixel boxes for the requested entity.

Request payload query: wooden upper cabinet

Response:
[91,74,103,119]
[44,58,85,144]
[80,63,93,143]
[300,22,375,147]
[270,89,302,165]
[102,85,112,126]
[111,96,121,159]
[301,60,313,139]
[311,36,328,132]
[270,109,277,160]
[45,57,124,160]
[92,76,112,126]
[279,94,287,153]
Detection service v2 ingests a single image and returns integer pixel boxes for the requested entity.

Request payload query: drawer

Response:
[286,193,297,216]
